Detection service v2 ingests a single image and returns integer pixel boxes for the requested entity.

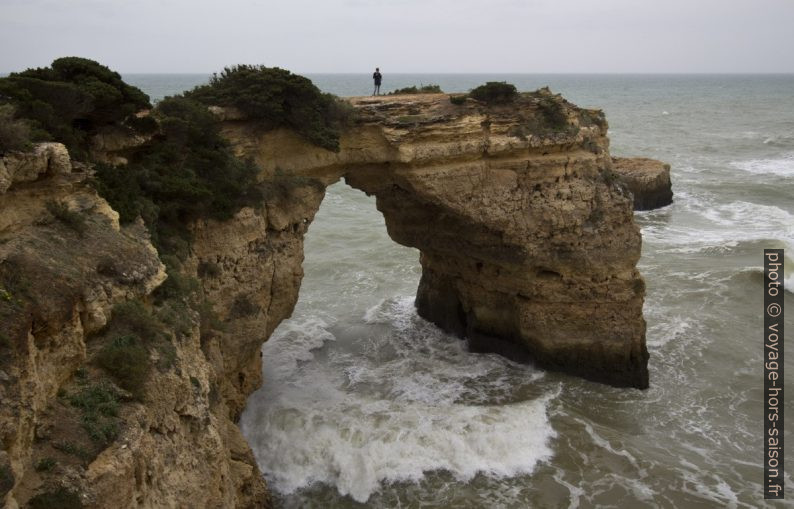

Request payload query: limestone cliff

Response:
[612,156,673,210]
[0,146,268,508]
[1,89,651,509]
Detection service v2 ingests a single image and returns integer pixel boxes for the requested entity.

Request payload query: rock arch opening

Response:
[212,92,649,393]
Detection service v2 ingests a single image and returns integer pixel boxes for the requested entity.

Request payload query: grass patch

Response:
[29,487,83,509]
[66,381,120,444]
[95,335,150,400]
[45,201,87,235]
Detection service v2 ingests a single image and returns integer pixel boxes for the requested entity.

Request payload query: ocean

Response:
[126,73,794,508]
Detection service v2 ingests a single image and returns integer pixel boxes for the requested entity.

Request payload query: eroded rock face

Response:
[0,142,72,194]
[1,91,652,508]
[221,91,649,389]
[612,156,673,210]
[0,144,268,509]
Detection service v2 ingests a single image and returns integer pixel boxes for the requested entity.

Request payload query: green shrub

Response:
[45,200,87,235]
[0,104,31,154]
[449,94,467,105]
[535,97,569,132]
[108,301,163,341]
[29,487,83,509]
[0,57,150,157]
[93,95,262,259]
[154,263,200,304]
[35,457,57,472]
[184,65,354,151]
[469,82,517,104]
[389,84,443,95]
[95,335,150,400]
[157,299,194,339]
[67,381,120,443]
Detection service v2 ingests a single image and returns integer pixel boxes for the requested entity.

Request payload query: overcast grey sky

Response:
[1,0,792,73]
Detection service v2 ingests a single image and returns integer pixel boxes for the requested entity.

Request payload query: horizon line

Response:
[116,71,794,75]
[3,70,793,76]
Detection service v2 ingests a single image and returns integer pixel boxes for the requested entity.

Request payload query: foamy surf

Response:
[240,296,556,503]
[729,153,794,176]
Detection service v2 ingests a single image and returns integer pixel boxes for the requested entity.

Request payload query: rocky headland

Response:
[1,68,669,507]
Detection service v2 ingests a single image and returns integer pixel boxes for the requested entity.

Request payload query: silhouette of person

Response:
[373,68,382,96]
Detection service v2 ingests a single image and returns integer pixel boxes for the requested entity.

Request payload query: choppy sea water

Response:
[128,74,794,507]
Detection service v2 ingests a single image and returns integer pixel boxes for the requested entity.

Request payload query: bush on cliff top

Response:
[0,57,151,157]
[184,65,353,152]
[93,95,262,257]
[469,81,517,104]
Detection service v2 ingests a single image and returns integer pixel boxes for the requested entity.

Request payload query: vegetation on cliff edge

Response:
[469,81,518,104]
[448,81,517,106]
[0,57,151,157]
[388,84,443,95]
[185,64,355,152]
[93,95,262,258]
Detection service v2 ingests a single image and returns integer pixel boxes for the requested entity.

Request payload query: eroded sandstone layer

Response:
[220,90,650,389]
[612,156,673,210]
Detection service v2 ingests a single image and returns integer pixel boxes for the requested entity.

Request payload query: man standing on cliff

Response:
[373,67,382,96]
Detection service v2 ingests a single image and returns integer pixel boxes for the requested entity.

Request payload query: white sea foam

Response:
[729,153,794,176]
[240,296,555,503]
[640,194,794,262]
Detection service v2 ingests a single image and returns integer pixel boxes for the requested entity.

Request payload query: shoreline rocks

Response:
[612,156,673,210]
